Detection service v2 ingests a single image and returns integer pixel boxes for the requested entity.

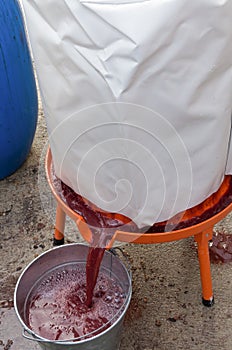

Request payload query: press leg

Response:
[194,229,214,307]
[53,205,66,246]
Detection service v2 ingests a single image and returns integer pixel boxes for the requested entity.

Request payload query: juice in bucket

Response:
[25,263,127,341]
[15,244,132,350]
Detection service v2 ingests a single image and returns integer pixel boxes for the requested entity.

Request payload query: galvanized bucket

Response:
[14,244,132,350]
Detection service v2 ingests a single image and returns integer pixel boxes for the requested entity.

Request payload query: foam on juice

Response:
[26,265,126,341]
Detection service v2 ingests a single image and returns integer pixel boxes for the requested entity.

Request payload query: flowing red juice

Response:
[86,246,105,307]
[26,265,126,341]
[28,166,134,341]
[60,180,136,307]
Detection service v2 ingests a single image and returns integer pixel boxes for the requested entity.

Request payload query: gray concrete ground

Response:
[1,104,232,350]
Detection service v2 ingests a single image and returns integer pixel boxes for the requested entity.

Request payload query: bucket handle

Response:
[23,329,90,344]
[23,329,74,344]
[23,329,46,343]
[23,329,69,344]
[109,247,132,280]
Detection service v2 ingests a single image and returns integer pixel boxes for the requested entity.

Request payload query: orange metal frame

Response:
[45,148,232,306]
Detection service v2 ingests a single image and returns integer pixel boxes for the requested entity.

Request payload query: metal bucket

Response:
[14,244,132,350]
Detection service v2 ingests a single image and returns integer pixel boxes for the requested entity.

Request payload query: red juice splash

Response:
[209,231,232,263]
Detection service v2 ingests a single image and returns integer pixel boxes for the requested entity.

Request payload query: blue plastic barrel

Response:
[0,0,38,179]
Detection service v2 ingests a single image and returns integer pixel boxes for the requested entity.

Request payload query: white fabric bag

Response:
[21,0,232,228]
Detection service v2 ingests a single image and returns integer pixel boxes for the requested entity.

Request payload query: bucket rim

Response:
[14,243,132,345]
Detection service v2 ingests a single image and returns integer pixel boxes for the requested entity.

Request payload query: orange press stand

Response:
[45,148,232,307]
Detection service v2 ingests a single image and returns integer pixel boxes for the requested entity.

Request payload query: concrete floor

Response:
[1,105,232,350]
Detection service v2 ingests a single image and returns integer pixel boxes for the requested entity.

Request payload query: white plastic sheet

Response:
[21,0,232,228]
